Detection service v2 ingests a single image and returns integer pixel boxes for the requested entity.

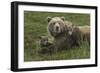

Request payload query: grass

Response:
[24,11,90,62]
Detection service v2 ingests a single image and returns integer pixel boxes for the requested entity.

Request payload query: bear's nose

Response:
[56,26,59,31]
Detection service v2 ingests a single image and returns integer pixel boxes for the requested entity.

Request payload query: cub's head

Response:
[38,36,48,46]
[47,17,66,37]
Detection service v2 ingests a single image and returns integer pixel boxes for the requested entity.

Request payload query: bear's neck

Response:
[54,32,69,39]
[54,34,66,39]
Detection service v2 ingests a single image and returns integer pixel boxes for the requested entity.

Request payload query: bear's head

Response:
[38,36,48,47]
[47,17,67,37]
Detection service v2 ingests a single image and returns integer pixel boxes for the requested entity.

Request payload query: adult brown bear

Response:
[47,17,73,50]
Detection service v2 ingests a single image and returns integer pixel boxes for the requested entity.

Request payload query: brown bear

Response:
[78,25,90,44]
[47,17,73,50]
[38,36,55,54]
[70,25,90,45]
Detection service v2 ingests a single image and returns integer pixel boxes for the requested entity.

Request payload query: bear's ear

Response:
[61,17,65,21]
[47,16,52,22]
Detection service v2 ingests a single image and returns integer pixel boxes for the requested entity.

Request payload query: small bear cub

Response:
[38,36,55,54]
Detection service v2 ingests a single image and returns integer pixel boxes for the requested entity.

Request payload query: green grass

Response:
[24,11,90,62]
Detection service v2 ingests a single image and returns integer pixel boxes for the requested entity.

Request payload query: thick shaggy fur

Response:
[78,25,90,44]
[47,17,73,50]
[47,17,90,51]
[47,17,73,38]
[71,25,90,45]
[38,36,55,54]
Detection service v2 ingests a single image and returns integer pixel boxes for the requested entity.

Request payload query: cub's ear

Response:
[47,16,52,22]
[61,17,65,21]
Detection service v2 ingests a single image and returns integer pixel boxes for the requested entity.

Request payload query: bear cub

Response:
[38,36,55,54]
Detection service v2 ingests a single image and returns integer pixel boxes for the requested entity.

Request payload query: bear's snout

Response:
[56,26,59,31]
[54,23,61,33]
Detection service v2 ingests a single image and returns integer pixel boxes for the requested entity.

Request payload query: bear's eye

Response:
[52,22,56,25]
[58,22,61,25]
[58,22,62,25]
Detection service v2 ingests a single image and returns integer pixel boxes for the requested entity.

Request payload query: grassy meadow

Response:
[24,11,90,62]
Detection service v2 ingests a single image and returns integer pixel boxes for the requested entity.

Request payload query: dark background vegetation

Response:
[24,11,90,61]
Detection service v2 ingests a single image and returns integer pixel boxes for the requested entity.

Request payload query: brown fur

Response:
[47,17,73,38]
[78,25,90,44]
[71,25,90,45]
[47,17,90,51]
[47,17,73,50]
[38,36,55,54]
